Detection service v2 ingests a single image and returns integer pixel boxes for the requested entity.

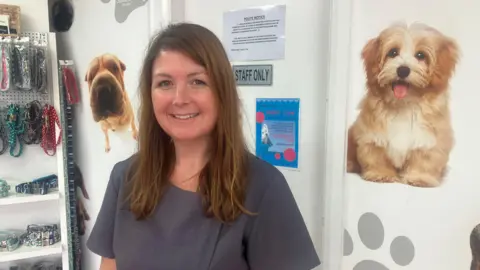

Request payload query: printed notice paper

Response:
[255,98,299,169]
[223,5,286,61]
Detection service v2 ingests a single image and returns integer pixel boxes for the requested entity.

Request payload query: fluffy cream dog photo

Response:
[346,22,460,187]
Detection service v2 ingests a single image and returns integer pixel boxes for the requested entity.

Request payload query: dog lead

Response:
[41,104,62,156]
[5,103,24,157]
[62,65,80,105]
[0,37,12,91]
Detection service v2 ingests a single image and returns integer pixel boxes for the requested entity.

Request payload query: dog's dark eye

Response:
[387,48,399,58]
[415,51,426,60]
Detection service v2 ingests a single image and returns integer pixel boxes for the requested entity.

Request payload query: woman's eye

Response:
[157,80,173,89]
[192,79,206,86]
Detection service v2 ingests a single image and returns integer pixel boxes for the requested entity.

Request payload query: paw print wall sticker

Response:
[100,0,149,23]
[470,223,480,269]
[344,212,416,270]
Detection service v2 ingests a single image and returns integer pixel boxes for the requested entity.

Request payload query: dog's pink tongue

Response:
[393,84,407,99]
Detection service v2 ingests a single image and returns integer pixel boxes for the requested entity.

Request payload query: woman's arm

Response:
[86,163,123,262]
[100,257,117,270]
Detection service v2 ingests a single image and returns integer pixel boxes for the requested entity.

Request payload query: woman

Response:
[87,22,320,270]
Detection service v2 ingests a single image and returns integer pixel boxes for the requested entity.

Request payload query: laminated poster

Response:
[255,98,300,169]
[223,5,286,61]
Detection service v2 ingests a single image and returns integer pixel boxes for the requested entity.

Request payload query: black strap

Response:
[23,100,43,145]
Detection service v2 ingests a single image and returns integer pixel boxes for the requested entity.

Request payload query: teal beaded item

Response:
[0,179,10,198]
[0,231,21,251]
[5,104,25,157]
[0,120,7,155]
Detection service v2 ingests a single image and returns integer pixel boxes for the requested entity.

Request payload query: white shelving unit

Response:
[0,192,60,206]
[0,243,62,263]
[0,9,70,268]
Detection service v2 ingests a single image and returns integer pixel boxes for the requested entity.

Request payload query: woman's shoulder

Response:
[245,153,289,206]
[247,153,285,182]
[109,154,138,189]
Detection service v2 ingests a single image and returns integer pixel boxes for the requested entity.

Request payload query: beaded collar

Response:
[0,119,7,155]
[5,103,24,157]
[41,104,62,156]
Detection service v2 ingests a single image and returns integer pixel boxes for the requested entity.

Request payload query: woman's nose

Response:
[172,84,190,105]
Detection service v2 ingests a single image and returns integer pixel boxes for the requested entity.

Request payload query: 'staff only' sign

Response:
[233,65,273,86]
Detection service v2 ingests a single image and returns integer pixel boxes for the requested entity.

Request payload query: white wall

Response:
[183,0,330,259]
[342,0,480,269]
[56,0,151,269]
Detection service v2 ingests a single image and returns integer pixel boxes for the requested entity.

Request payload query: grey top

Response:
[87,154,320,270]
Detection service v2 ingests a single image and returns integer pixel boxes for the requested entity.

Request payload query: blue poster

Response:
[255,98,300,169]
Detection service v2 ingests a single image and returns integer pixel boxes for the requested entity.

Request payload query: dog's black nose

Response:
[397,66,410,78]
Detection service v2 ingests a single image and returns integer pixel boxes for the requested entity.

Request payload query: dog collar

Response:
[15,174,58,195]
[0,231,21,252]
[24,224,61,247]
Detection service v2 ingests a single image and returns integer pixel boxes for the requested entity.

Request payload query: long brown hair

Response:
[127,23,251,223]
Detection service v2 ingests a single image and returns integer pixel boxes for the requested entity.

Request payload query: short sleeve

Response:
[245,172,321,270]
[86,164,121,258]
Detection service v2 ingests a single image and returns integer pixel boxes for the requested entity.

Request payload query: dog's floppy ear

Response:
[119,60,126,72]
[85,59,98,82]
[92,114,102,122]
[361,37,381,80]
[435,37,460,81]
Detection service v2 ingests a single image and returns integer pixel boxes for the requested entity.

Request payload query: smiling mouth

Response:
[392,80,409,99]
[170,113,199,120]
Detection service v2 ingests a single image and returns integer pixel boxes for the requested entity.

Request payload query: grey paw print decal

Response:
[100,0,149,23]
[344,212,415,269]
[470,223,480,269]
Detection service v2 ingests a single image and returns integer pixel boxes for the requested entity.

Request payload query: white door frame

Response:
[148,0,354,268]
[321,0,353,267]
[148,0,185,36]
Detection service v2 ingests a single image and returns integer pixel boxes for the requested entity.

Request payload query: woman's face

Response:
[151,50,218,142]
